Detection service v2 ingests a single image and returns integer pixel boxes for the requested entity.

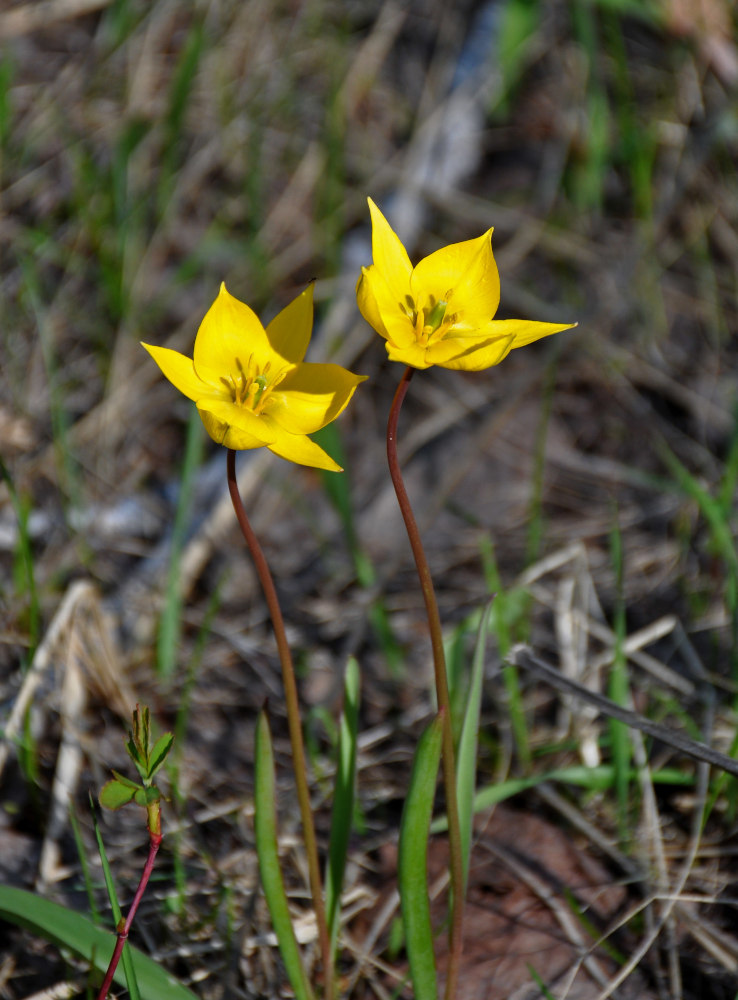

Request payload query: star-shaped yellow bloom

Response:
[356,198,575,371]
[143,283,366,471]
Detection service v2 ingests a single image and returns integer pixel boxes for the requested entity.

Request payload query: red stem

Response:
[226,449,332,998]
[386,366,465,1000]
[96,830,162,1000]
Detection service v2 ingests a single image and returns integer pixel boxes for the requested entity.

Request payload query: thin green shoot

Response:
[717,404,738,516]
[69,805,101,926]
[431,764,692,834]
[481,537,531,767]
[526,965,557,1000]
[90,795,141,1000]
[18,256,82,516]
[603,9,656,223]
[0,456,40,662]
[445,621,473,748]
[563,885,626,963]
[320,91,347,277]
[0,50,14,167]
[494,0,542,115]
[398,713,443,1000]
[109,116,150,321]
[570,0,611,214]
[325,657,360,958]
[158,19,206,218]
[584,0,660,19]
[98,0,143,50]
[20,709,41,807]
[456,600,494,893]
[659,439,738,695]
[608,516,633,843]
[253,711,315,1000]
[316,421,403,675]
[157,408,204,678]
[526,352,558,569]
[168,574,224,915]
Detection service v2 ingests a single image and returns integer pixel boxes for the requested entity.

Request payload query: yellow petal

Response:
[357,267,417,348]
[431,334,516,371]
[268,428,343,471]
[356,268,389,339]
[501,318,577,349]
[268,364,367,435]
[193,283,273,381]
[141,343,211,401]
[265,284,314,365]
[385,338,432,370]
[411,229,499,329]
[196,399,277,448]
[368,198,413,305]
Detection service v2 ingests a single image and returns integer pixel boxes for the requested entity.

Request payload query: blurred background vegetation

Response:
[1,0,738,997]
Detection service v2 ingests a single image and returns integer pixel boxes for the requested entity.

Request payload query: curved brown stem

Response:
[226,450,332,999]
[386,366,464,1000]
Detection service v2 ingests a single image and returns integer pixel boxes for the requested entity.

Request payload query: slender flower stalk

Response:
[226,449,332,999]
[96,820,162,1000]
[386,366,464,1000]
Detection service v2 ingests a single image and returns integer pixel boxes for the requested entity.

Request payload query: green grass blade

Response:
[608,518,632,842]
[717,404,738,518]
[325,656,360,957]
[254,710,315,1000]
[0,456,40,662]
[456,600,493,893]
[0,886,198,1000]
[91,796,123,927]
[69,805,100,925]
[157,408,204,677]
[316,422,404,675]
[431,765,692,833]
[18,256,82,512]
[169,575,223,913]
[398,713,443,1000]
[660,442,738,578]
[527,964,557,1000]
[91,796,141,1000]
[481,539,530,766]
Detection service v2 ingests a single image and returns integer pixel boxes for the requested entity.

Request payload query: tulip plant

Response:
[129,200,574,1000]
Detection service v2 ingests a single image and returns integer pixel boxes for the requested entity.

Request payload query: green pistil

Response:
[221,357,273,410]
[425,299,448,331]
[253,374,269,406]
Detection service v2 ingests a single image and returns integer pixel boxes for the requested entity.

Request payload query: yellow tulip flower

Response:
[356,198,575,371]
[143,283,366,471]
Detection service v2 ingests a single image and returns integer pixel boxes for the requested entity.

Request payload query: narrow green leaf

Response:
[456,600,494,892]
[157,408,204,677]
[527,964,557,1000]
[254,710,315,1000]
[609,516,632,842]
[431,765,693,833]
[69,806,100,925]
[399,713,443,1000]
[0,886,198,1000]
[0,457,40,660]
[148,732,175,778]
[325,657,360,956]
[91,797,123,928]
[90,798,141,1000]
